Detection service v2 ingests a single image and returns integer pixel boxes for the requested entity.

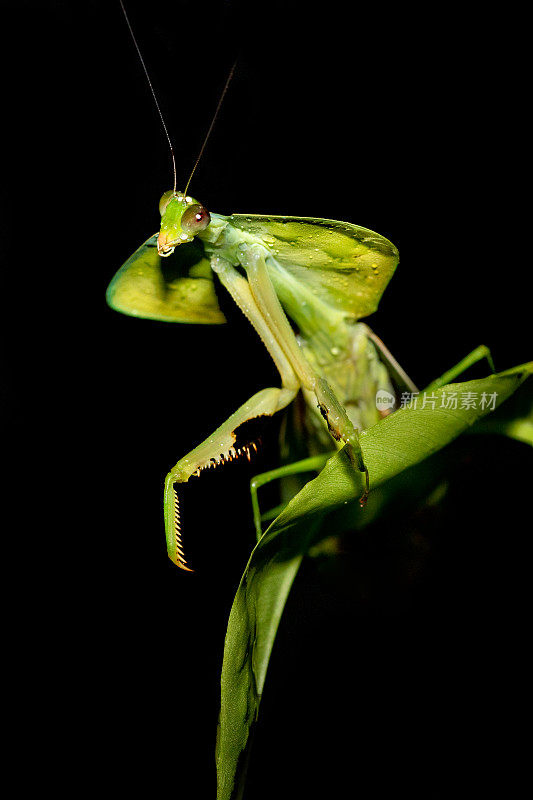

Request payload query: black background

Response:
[2,1,531,798]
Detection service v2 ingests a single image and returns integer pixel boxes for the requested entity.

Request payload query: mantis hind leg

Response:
[426,345,496,391]
[250,453,332,540]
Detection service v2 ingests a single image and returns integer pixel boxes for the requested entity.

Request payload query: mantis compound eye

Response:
[181,204,211,235]
[159,190,174,216]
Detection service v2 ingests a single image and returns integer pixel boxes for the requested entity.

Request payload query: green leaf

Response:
[106,234,226,324]
[216,362,532,800]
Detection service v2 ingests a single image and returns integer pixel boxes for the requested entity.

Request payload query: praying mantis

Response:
[107,195,421,570]
[106,3,495,573]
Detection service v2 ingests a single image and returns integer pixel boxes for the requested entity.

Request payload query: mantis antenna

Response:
[183,59,238,196]
[119,0,177,193]
[119,0,237,197]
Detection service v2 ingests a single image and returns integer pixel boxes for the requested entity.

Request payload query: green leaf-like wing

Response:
[229,215,399,320]
[216,362,533,800]
[106,234,226,324]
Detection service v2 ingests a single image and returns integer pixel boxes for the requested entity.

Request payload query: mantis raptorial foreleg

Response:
[247,343,498,541]
[210,255,300,393]
[247,342,498,544]
[164,256,302,570]
[164,384,297,569]
[241,244,370,501]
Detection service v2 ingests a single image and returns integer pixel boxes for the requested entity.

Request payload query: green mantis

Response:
[106,192,421,570]
[107,2,512,577]
[108,1,423,572]
[104,10,533,799]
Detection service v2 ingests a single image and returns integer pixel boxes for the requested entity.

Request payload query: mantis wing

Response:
[106,234,226,324]
[228,215,399,322]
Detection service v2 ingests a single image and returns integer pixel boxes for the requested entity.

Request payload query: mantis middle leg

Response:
[250,453,332,540]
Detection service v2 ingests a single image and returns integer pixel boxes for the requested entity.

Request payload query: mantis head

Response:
[157,190,211,256]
